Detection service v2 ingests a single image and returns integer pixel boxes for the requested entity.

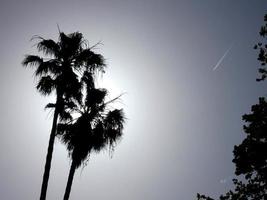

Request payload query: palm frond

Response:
[104,93,125,106]
[75,49,92,65]
[75,49,106,73]
[45,103,56,109]
[68,32,84,50]
[91,120,106,152]
[86,53,106,72]
[37,39,60,57]
[105,109,125,129]
[59,110,72,122]
[104,109,125,147]
[36,75,56,95]
[89,41,103,50]
[22,55,43,67]
[35,59,61,76]
[59,32,84,59]
[57,123,72,136]
[58,123,75,153]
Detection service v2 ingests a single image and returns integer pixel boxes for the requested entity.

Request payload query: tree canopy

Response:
[197,13,267,200]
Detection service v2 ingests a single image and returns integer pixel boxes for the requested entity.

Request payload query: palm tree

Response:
[57,71,125,200]
[22,31,105,200]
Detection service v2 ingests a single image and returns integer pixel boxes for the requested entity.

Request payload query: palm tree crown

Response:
[22,32,106,119]
[58,71,125,168]
[57,71,125,200]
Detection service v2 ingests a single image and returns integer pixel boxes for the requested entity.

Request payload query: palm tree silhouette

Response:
[22,31,105,200]
[57,71,125,200]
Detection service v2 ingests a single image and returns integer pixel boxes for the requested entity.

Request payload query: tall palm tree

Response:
[22,31,105,200]
[57,71,125,200]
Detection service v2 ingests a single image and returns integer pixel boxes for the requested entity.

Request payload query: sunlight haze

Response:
[0,0,266,199]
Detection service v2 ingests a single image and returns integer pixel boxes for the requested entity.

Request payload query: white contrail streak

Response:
[212,44,233,71]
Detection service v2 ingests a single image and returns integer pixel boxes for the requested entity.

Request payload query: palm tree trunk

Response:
[39,107,59,200]
[63,160,77,200]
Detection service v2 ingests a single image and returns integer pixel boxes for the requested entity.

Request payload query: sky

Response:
[0,0,267,199]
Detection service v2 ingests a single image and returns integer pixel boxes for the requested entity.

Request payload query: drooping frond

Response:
[91,120,106,152]
[105,109,125,128]
[75,49,106,73]
[35,59,61,76]
[58,123,74,148]
[75,49,92,65]
[104,109,125,147]
[87,52,106,72]
[36,75,56,95]
[45,103,56,109]
[59,110,73,122]
[37,39,60,57]
[22,55,43,67]
[57,123,73,136]
[87,52,105,67]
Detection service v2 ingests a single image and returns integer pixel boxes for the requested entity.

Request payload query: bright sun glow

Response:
[96,76,125,109]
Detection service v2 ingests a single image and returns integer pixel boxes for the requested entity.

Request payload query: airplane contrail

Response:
[212,44,233,71]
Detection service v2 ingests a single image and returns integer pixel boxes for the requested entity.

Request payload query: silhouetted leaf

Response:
[36,75,56,95]
[37,39,60,57]
[22,55,43,67]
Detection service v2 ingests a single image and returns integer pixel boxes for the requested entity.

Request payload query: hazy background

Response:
[0,0,267,199]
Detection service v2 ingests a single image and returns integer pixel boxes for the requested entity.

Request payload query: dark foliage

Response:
[197,98,267,199]
[197,14,267,200]
[58,70,125,200]
[58,71,125,168]
[23,31,106,113]
[22,30,106,200]
[253,14,267,81]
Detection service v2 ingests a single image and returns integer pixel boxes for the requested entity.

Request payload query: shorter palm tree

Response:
[57,71,125,200]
